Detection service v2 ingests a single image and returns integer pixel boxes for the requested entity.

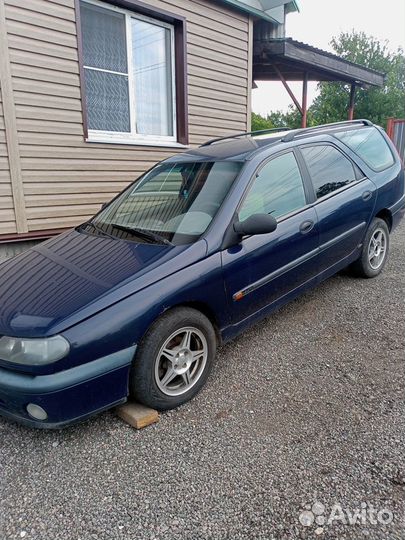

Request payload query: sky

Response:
[252,0,405,115]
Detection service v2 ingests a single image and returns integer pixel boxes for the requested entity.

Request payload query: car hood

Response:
[0,229,207,338]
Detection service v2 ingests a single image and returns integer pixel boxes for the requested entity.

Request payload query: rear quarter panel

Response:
[371,162,404,212]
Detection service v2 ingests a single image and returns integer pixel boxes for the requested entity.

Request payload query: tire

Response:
[129,307,217,410]
[350,217,390,278]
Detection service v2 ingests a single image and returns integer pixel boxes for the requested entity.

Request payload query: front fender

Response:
[52,253,228,374]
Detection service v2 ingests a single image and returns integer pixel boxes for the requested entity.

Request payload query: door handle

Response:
[362,190,372,201]
[299,220,315,234]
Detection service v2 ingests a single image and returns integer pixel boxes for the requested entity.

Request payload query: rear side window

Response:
[334,127,395,171]
[301,145,357,199]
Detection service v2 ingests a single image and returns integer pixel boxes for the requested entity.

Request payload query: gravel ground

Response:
[0,221,404,540]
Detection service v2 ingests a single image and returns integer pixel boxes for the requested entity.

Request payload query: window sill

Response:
[85,136,189,149]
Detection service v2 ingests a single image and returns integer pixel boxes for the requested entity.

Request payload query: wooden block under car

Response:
[115,402,159,429]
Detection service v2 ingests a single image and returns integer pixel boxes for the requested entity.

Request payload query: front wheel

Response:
[350,218,390,278]
[129,307,216,410]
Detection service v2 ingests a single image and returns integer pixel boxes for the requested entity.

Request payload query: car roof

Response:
[166,135,284,163]
[165,120,376,164]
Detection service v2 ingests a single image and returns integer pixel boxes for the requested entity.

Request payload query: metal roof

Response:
[254,38,385,87]
[218,0,299,24]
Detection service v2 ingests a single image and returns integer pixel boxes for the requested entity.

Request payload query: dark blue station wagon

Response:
[0,120,403,428]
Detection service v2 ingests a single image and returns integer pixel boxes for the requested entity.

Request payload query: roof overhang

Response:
[218,0,299,24]
[254,38,385,87]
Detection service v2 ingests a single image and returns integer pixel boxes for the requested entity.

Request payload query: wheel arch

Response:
[164,301,223,346]
[375,208,393,231]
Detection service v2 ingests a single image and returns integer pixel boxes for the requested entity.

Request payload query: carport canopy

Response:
[253,38,385,127]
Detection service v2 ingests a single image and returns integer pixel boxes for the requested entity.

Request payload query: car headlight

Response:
[0,335,70,365]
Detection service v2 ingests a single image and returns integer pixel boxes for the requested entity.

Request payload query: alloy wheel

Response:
[154,327,208,396]
[368,227,387,270]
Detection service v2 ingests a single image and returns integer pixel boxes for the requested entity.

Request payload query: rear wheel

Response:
[350,217,390,278]
[129,307,216,410]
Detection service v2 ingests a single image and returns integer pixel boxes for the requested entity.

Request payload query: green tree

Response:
[251,109,309,131]
[271,108,317,129]
[311,31,405,126]
[251,112,275,131]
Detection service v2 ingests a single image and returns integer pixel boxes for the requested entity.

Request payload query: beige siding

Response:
[0,74,18,234]
[2,0,250,235]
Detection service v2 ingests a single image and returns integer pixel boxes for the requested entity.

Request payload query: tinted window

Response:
[90,161,242,245]
[301,145,357,199]
[334,127,395,171]
[239,152,306,221]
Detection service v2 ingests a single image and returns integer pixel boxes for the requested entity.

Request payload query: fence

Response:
[387,118,405,163]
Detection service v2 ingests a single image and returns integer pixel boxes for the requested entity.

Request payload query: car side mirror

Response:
[234,213,277,237]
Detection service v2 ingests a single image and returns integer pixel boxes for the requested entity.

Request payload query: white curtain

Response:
[132,19,173,137]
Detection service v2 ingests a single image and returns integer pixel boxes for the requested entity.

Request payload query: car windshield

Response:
[85,161,243,245]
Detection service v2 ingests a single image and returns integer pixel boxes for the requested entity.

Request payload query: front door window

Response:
[239,152,306,221]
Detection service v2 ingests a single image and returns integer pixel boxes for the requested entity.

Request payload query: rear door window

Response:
[334,127,395,171]
[301,145,357,199]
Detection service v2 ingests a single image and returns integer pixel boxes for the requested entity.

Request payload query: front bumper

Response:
[0,345,136,428]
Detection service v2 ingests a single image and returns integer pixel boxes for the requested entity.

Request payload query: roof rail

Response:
[281,119,373,143]
[200,127,291,147]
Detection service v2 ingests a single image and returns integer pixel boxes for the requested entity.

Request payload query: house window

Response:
[79,0,178,144]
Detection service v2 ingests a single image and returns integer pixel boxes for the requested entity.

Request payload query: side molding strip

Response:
[319,222,365,252]
[233,247,319,301]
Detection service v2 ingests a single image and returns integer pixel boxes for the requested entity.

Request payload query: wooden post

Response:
[273,64,303,115]
[301,72,308,128]
[348,83,356,120]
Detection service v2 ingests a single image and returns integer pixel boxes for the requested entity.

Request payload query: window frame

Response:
[75,0,188,147]
[297,142,364,203]
[236,149,312,223]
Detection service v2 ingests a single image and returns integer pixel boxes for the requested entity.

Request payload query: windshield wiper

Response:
[109,223,173,246]
[79,220,116,240]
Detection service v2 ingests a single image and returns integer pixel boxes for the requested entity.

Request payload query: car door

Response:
[299,143,377,271]
[221,150,319,325]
